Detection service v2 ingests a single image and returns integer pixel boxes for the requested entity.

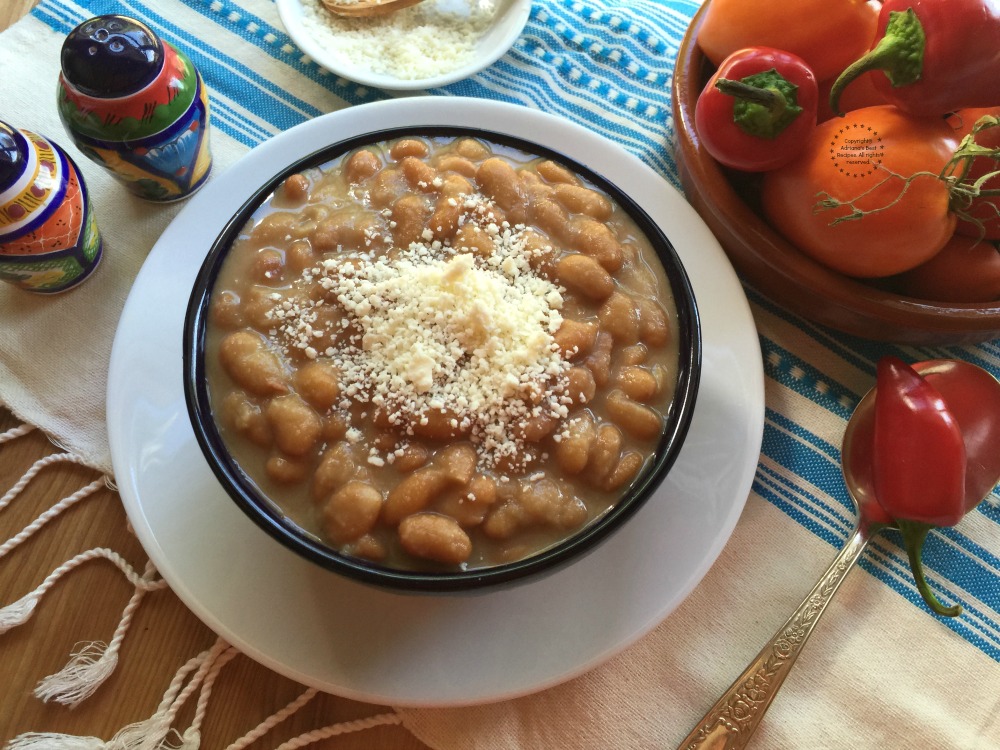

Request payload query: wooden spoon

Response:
[321,0,426,17]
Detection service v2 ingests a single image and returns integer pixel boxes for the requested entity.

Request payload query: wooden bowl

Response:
[670,1,1000,344]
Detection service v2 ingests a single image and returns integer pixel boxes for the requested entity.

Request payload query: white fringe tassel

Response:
[0,548,163,635]
[35,562,166,707]
[8,638,236,750]
[2,432,402,749]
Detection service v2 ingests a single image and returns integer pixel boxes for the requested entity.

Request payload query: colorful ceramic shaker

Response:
[0,122,103,294]
[57,15,212,202]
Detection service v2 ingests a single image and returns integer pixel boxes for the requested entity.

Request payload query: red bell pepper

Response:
[829,0,1000,117]
[872,356,966,616]
[694,47,818,172]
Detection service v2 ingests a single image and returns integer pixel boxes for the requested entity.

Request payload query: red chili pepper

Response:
[694,47,818,172]
[872,356,966,616]
[830,0,1000,117]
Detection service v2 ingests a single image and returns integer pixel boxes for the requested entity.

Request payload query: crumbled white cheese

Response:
[299,0,498,80]
[265,189,572,470]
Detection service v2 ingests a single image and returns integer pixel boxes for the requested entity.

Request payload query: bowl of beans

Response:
[183,127,701,592]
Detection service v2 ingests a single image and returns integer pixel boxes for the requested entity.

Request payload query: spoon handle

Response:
[677,525,872,750]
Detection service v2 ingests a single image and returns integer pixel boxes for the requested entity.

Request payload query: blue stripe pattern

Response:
[31,0,1000,662]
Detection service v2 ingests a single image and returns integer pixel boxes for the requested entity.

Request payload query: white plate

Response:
[107,98,764,707]
[275,0,531,90]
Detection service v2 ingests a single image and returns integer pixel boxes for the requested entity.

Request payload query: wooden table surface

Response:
[0,4,431,747]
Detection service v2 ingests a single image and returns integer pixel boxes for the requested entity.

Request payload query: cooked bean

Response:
[286,239,317,274]
[482,498,531,539]
[583,331,613,386]
[282,173,310,203]
[313,441,358,500]
[322,411,350,441]
[428,195,463,241]
[294,361,340,411]
[383,467,451,525]
[519,479,587,529]
[616,365,659,403]
[565,366,597,406]
[619,344,648,366]
[476,158,523,211]
[347,533,386,561]
[393,442,430,472]
[519,412,559,442]
[390,138,429,160]
[554,319,599,358]
[391,194,429,248]
[568,217,623,272]
[606,389,663,440]
[266,394,322,456]
[435,443,477,485]
[536,159,579,185]
[266,454,308,484]
[520,228,558,272]
[602,451,644,491]
[219,331,288,396]
[599,291,641,345]
[398,513,472,565]
[455,138,490,160]
[345,149,382,183]
[435,474,498,527]
[555,411,597,475]
[553,183,612,220]
[401,156,438,190]
[322,481,383,544]
[440,173,474,198]
[586,423,623,484]
[368,168,408,208]
[436,155,477,177]
[412,406,470,440]
[211,290,244,330]
[221,392,272,447]
[251,212,295,245]
[452,224,494,257]
[556,254,614,300]
[638,298,672,346]
[587,422,624,484]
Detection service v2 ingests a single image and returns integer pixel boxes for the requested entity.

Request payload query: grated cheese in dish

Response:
[266,193,573,470]
[299,0,498,81]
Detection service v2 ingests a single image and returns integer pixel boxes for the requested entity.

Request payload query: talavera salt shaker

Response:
[0,121,103,294]
[57,15,213,202]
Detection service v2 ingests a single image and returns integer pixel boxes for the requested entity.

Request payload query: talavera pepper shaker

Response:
[57,15,213,202]
[0,121,103,294]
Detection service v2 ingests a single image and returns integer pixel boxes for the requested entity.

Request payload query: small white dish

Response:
[107,98,765,706]
[275,0,531,90]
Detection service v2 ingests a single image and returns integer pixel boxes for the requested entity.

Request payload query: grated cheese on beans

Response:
[266,195,573,470]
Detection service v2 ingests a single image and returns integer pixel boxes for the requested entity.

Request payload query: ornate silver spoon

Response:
[678,359,1000,750]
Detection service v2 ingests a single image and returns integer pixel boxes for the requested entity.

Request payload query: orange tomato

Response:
[895,234,1000,303]
[697,0,879,82]
[761,106,959,278]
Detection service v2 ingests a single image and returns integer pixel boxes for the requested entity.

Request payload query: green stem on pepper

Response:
[897,519,962,617]
[714,69,802,139]
[828,9,925,116]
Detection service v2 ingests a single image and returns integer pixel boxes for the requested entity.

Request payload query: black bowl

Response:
[183,126,702,593]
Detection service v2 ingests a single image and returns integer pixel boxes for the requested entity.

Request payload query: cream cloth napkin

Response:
[2,2,999,749]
